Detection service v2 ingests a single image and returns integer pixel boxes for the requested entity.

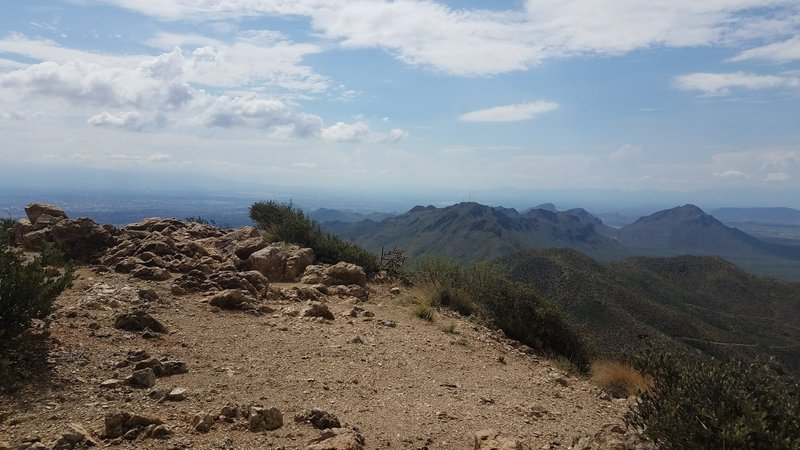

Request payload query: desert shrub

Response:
[414,303,435,321]
[0,218,14,247]
[626,351,800,449]
[39,241,66,267]
[0,245,74,344]
[409,255,592,372]
[249,201,378,273]
[591,361,652,398]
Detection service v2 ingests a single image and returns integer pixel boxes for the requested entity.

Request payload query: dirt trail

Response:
[1,267,633,449]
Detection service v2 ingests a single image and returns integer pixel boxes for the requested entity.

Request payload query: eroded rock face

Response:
[248,244,315,282]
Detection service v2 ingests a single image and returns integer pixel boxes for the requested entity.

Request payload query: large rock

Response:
[114,311,168,333]
[248,244,315,282]
[306,428,366,450]
[13,219,32,246]
[21,229,49,251]
[473,429,524,450]
[50,217,116,261]
[25,203,67,224]
[302,302,335,320]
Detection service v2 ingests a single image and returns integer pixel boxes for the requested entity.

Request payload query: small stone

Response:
[378,319,396,328]
[137,289,159,301]
[61,423,99,446]
[192,413,215,433]
[130,368,156,388]
[306,428,366,450]
[208,289,256,310]
[247,406,283,432]
[166,388,187,401]
[302,302,335,320]
[100,379,122,388]
[149,424,173,439]
[114,311,167,333]
[349,336,364,344]
[390,287,401,295]
[295,409,341,430]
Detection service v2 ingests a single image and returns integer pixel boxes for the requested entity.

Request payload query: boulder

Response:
[473,429,523,450]
[209,289,256,310]
[302,263,367,288]
[247,406,283,432]
[323,262,367,287]
[103,411,162,439]
[50,217,116,261]
[30,213,65,231]
[114,311,168,333]
[248,244,315,282]
[25,203,67,224]
[306,428,366,450]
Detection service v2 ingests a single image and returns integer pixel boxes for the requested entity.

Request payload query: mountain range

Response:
[324,202,800,281]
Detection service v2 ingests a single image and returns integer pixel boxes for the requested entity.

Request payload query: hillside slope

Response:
[500,249,800,373]
[325,202,627,263]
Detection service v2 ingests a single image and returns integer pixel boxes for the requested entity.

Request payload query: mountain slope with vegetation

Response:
[324,202,628,263]
[499,248,800,374]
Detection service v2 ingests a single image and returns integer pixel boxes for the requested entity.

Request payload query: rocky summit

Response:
[0,203,651,449]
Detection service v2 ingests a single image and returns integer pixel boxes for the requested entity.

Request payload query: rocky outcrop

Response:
[248,244,315,282]
[14,203,116,261]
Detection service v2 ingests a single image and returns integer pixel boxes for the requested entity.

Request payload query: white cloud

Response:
[608,144,641,159]
[673,71,799,96]
[321,121,408,143]
[90,0,800,76]
[765,172,791,181]
[88,111,150,130]
[713,169,748,179]
[148,153,173,162]
[730,35,800,62]
[459,101,559,122]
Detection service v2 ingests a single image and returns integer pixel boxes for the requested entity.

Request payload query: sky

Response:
[1,0,800,197]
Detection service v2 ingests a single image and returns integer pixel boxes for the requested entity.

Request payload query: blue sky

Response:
[1,0,799,196]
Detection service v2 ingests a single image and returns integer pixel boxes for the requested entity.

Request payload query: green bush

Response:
[39,241,67,267]
[249,201,378,273]
[0,245,74,344]
[627,351,800,449]
[0,218,15,247]
[409,255,592,372]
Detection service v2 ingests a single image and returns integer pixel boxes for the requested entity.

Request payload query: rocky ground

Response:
[1,204,651,449]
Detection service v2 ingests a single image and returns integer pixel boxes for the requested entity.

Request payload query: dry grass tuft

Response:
[591,361,653,398]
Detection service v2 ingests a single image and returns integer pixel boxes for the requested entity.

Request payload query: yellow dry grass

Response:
[590,361,653,399]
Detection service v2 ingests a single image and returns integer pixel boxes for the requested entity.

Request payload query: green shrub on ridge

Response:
[249,201,378,273]
[409,255,592,372]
